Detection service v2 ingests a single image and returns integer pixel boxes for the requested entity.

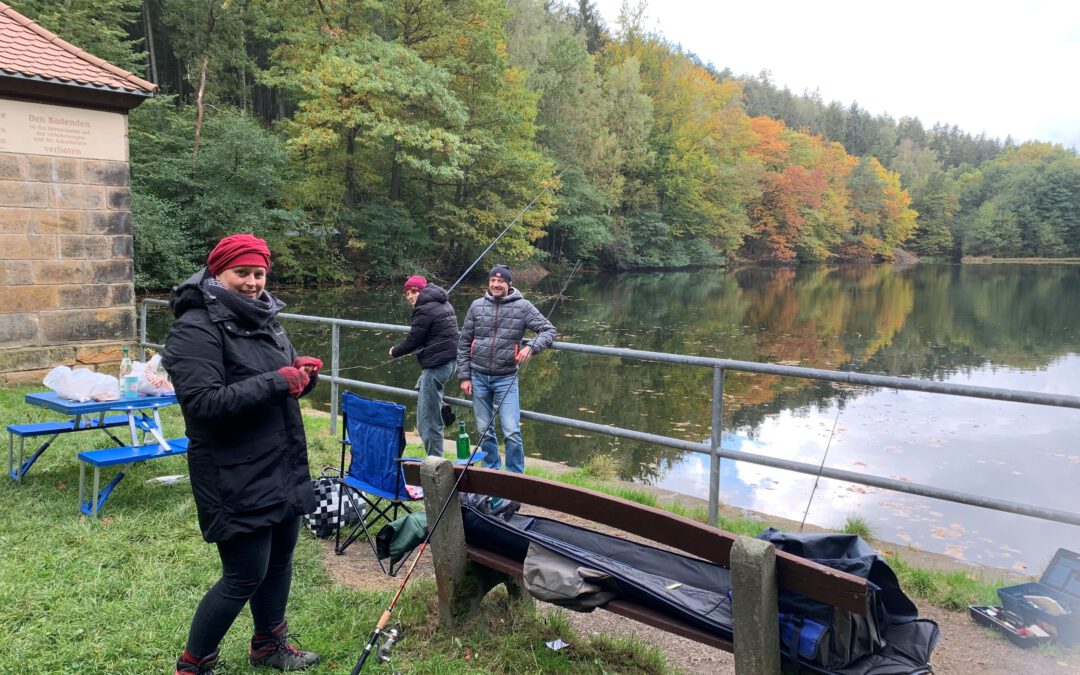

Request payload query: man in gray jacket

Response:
[458,264,556,473]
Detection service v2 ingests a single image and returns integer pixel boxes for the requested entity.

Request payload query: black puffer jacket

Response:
[162,269,316,543]
[390,284,459,368]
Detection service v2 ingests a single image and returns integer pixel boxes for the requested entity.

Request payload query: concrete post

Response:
[731,536,781,675]
[418,457,531,626]
[419,457,468,626]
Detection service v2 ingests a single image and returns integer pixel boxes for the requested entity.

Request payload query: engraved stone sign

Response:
[0,98,127,161]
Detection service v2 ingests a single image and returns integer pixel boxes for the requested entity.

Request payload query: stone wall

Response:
[0,150,134,385]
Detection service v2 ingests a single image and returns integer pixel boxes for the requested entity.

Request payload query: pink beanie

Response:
[403,275,427,292]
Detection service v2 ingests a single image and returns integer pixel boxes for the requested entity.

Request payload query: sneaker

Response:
[249,621,319,671]
[175,649,219,675]
[440,403,456,427]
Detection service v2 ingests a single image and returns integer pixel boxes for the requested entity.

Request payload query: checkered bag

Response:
[303,468,363,538]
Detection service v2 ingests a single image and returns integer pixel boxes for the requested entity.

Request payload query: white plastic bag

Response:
[43,366,119,402]
[136,354,174,396]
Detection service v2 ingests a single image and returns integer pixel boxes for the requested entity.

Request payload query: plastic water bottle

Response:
[456,421,470,460]
[120,347,138,399]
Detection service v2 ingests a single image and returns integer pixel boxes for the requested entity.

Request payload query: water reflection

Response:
[145,264,1080,570]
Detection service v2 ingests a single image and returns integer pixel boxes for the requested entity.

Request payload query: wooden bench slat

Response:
[405,462,870,614]
[77,438,189,467]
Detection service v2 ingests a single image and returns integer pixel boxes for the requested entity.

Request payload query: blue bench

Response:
[78,437,189,517]
[8,415,130,480]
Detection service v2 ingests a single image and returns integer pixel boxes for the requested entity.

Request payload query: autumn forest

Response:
[13,0,1080,287]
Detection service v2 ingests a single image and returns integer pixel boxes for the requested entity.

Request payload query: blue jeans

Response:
[416,360,455,457]
[471,372,524,473]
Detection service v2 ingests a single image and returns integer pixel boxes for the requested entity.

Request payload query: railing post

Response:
[330,323,340,435]
[139,301,148,360]
[709,366,724,526]
[731,536,781,674]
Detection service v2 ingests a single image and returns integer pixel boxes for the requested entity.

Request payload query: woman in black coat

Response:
[164,234,322,674]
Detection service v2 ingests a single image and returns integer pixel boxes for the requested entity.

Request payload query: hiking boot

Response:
[248,621,320,671]
[175,649,219,674]
[440,403,456,427]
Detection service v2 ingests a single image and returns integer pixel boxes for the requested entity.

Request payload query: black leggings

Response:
[185,516,301,658]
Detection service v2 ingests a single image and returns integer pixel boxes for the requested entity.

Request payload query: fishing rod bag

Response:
[755,528,939,674]
[462,506,938,674]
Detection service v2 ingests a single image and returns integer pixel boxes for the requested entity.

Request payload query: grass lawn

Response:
[0,385,672,674]
[0,381,1009,673]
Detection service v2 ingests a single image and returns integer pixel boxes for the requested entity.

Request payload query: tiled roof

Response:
[0,1,155,95]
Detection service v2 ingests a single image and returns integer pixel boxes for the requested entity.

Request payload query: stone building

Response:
[0,1,156,384]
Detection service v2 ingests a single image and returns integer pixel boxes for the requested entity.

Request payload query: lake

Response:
[147,263,1080,572]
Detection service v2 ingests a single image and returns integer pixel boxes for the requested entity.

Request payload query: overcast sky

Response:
[590,0,1080,150]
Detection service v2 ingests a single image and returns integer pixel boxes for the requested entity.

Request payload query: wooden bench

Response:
[77,437,189,517]
[8,415,130,480]
[404,460,871,673]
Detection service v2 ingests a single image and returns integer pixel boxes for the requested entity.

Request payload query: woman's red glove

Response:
[293,356,323,378]
[278,366,310,398]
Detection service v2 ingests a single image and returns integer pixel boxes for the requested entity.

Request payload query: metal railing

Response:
[140,298,1080,529]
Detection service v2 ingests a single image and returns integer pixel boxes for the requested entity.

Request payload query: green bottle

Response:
[456,421,470,460]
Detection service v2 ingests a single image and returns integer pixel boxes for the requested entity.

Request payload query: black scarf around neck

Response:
[203,277,280,329]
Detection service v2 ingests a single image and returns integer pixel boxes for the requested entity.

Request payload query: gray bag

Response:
[523,543,618,611]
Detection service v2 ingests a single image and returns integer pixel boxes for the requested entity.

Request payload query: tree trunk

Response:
[142,0,158,84]
[389,141,402,201]
[344,127,359,209]
[193,55,209,155]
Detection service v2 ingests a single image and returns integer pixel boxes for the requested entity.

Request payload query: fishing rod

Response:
[445,183,553,295]
[351,260,581,673]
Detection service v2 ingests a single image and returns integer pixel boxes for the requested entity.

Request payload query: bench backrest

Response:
[402,463,869,614]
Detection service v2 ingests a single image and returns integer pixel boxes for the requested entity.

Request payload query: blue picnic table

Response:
[9,392,187,516]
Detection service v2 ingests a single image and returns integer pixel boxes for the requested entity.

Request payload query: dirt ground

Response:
[324,447,1080,673]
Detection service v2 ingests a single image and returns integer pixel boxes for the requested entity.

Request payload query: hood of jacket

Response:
[416,283,450,307]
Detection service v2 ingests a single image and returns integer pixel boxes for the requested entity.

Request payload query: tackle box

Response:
[997,547,1080,645]
[968,605,1053,648]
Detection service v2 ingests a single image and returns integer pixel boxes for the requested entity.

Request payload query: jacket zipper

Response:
[490,299,499,374]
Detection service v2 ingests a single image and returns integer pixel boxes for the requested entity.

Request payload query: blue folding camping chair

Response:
[335,391,423,575]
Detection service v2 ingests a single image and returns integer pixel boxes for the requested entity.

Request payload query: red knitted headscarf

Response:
[207,234,271,276]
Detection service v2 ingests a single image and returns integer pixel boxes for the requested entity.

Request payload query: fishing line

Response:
[798,400,842,533]
[350,259,580,673]
[333,277,570,375]
[799,331,862,532]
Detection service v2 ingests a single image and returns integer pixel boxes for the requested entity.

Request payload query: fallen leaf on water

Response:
[944,544,967,560]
